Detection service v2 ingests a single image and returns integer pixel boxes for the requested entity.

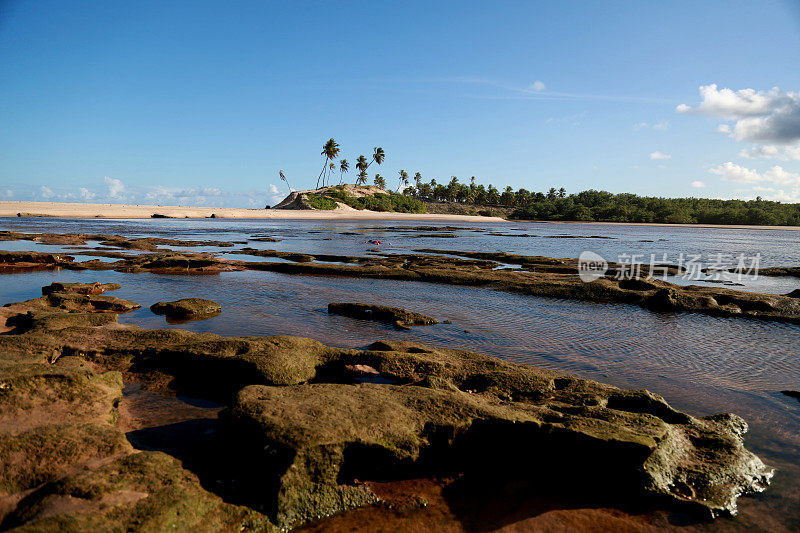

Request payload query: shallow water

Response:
[2,217,799,294]
[0,218,799,530]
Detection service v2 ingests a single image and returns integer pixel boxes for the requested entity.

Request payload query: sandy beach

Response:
[0,201,505,221]
[2,201,799,230]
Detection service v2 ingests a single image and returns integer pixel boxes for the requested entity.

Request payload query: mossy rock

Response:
[0,423,131,495]
[222,341,773,526]
[150,298,222,318]
[3,451,275,532]
[328,302,438,329]
[41,282,121,296]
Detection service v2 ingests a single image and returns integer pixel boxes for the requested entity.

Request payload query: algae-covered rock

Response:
[150,298,222,318]
[2,451,275,532]
[328,302,438,329]
[0,285,776,529]
[221,341,773,527]
[41,282,121,295]
[45,292,141,313]
[0,363,130,496]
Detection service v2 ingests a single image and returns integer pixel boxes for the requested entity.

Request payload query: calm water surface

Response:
[0,217,798,531]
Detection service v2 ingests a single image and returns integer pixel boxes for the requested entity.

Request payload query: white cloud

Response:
[739,142,800,161]
[635,121,669,131]
[678,84,800,144]
[530,80,546,92]
[3,190,12,198]
[678,84,783,117]
[649,151,671,160]
[716,124,731,134]
[691,181,706,188]
[174,187,225,198]
[709,162,800,186]
[40,186,54,199]
[78,187,96,200]
[268,183,285,205]
[709,162,800,202]
[104,176,125,198]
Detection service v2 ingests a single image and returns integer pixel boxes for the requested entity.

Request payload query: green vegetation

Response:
[305,194,338,210]
[323,186,426,213]
[398,175,799,225]
[508,191,800,225]
[301,141,799,224]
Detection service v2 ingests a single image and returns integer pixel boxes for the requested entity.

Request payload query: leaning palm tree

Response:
[317,138,340,189]
[326,162,335,187]
[374,174,386,189]
[397,169,409,192]
[338,159,349,185]
[354,155,368,184]
[366,146,385,170]
[278,170,292,192]
[356,170,368,185]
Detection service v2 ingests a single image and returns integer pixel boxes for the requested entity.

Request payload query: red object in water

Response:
[368,240,382,245]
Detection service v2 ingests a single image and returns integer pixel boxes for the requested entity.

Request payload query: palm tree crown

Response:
[317,138,340,188]
[355,155,368,180]
[338,159,349,185]
[397,169,409,192]
[370,147,385,168]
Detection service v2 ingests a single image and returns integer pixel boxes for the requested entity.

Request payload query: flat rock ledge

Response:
[1,233,799,324]
[0,284,773,530]
[328,302,438,329]
[150,298,222,318]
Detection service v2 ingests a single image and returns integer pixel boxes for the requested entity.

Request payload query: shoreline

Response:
[0,201,504,221]
[530,219,800,231]
[2,201,799,230]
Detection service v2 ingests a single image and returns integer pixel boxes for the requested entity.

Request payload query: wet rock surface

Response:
[2,231,799,324]
[0,285,774,530]
[151,298,222,319]
[328,303,438,329]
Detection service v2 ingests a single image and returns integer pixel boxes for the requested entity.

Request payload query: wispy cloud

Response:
[386,76,676,104]
[649,151,671,160]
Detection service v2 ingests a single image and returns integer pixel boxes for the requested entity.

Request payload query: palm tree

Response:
[278,170,292,192]
[413,172,422,189]
[355,155,368,184]
[338,159,349,185]
[317,138,340,189]
[397,169,409,192]
[326,162,335,187]
[558,187,566,198]
[356,170,368,185]
[367,146,385,170]
[374,174,386,189]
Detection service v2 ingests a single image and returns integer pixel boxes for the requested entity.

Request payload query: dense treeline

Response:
[399,176,800,225]
[293,141,800,224]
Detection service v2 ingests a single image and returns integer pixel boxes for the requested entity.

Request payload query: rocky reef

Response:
[151,298,222,319]
[0,283,774,530]
[328,303,438,329]
[1,231,799,324]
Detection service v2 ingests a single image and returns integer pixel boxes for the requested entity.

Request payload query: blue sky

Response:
[1,0,800,207]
